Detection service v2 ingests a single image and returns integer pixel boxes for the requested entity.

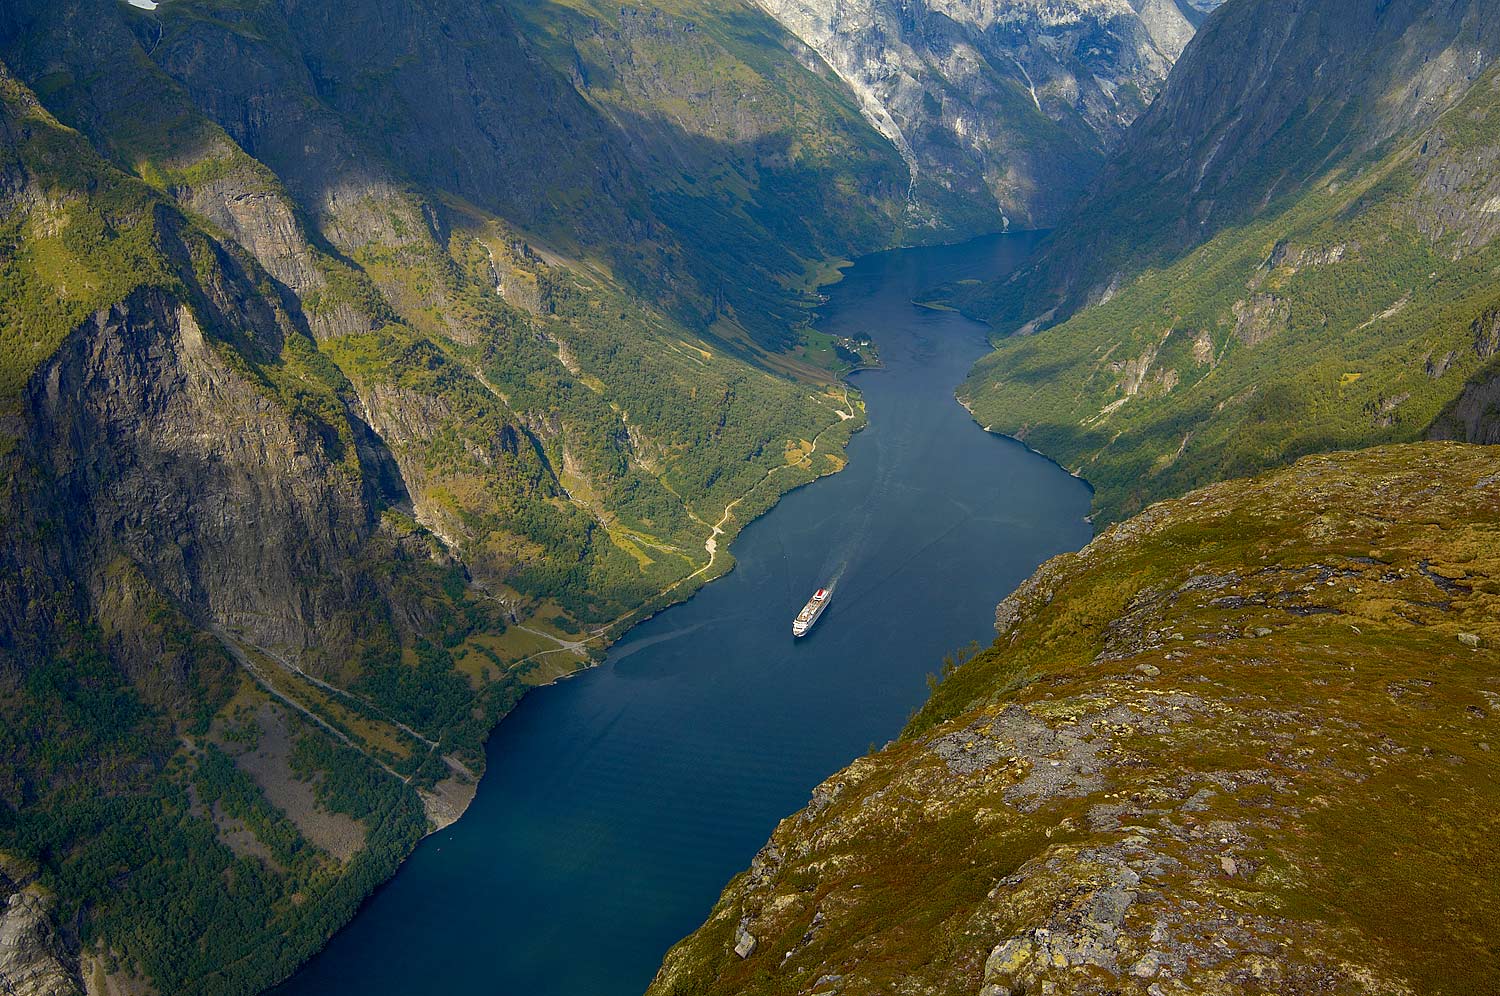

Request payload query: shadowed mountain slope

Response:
[954,0,1500,521]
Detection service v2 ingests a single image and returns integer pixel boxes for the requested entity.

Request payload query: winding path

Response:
[689,386,856,582]
[212,627,408,783]
[490,388,858,684]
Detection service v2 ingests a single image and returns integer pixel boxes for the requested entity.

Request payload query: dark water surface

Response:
[274,233,1093,996]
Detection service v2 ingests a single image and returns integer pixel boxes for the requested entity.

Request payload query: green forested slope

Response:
[0,66,479,992]
[504,0,914,348]
[0,0,888,991]
[956,0,1500,522]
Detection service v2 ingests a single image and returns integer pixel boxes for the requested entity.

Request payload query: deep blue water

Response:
[273,233,1093,996]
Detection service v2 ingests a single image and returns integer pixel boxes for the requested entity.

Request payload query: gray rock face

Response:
[1429,365,1500,446]
[14,290,370,655]
[0,883,79,996]
[752,0,1197,228]
[733,922,758,959]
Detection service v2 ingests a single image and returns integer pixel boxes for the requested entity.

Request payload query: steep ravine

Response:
[752,0,1202,230]
[648,441,1500,996]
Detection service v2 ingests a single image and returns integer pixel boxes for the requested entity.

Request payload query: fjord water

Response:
[273,234,1092,995]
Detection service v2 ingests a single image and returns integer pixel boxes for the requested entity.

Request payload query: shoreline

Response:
[418,385,868,835]
[955,392,1096,495]
[425,235,1061,844]
[331,387,872,996]
[273,233,1033,991]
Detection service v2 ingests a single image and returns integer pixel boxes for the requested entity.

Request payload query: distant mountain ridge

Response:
[971,0,1500,323]
[750,0,1203,230]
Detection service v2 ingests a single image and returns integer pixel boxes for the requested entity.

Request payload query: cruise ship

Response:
[792,587,831,637]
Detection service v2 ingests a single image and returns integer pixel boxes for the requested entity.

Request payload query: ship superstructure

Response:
[792,587,831,637]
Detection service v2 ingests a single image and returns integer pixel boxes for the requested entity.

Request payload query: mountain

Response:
[2,0,1193,988]
[752,0,1200,231]
[647,441,1500,996]
[0,0,919,989]
[498,0,916,346]
[6,0,1496,992]
[648,6,1500,991]
[955,0,1500,520]
[136,0,916,354]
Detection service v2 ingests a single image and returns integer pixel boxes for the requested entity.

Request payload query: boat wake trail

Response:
[822,512,867,594]
[611,620,717,662]
[838,496,978,604]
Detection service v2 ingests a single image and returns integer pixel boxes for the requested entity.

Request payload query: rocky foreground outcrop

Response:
[649,442,1500,996]
[0,870,79,996]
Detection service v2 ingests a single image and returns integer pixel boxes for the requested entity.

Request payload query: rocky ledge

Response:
[648,441,1500,996]
[0,866,79,996]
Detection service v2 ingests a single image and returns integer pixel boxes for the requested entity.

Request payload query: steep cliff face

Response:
[0,63,495,992]
[649,442,1500,996]
[0,869,79,996]
[752,0,1198,229]
[0,55,365,663]
[0,0,878,991]
[15,288,371,655]
[956,0,1500,522]
[1430,362,1500,445]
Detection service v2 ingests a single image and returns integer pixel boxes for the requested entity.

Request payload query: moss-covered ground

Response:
[649,442,1500,996]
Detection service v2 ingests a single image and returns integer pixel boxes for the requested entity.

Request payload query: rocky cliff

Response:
[648,442,1500,996]
[1431,364,1500,446]
[0,0,887,991]
[0,56,488,992]
[0,859,81,996]
[752,0,1199,230]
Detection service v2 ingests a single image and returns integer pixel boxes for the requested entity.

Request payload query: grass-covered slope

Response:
[0,0,873,991]
[962,0,1500,331]
[959,52,1500,523]
[649,441,1500,996]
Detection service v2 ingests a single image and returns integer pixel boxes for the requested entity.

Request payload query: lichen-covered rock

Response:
[0,878,80,996]
[648,443,1500,996]
[734,922,758,959]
